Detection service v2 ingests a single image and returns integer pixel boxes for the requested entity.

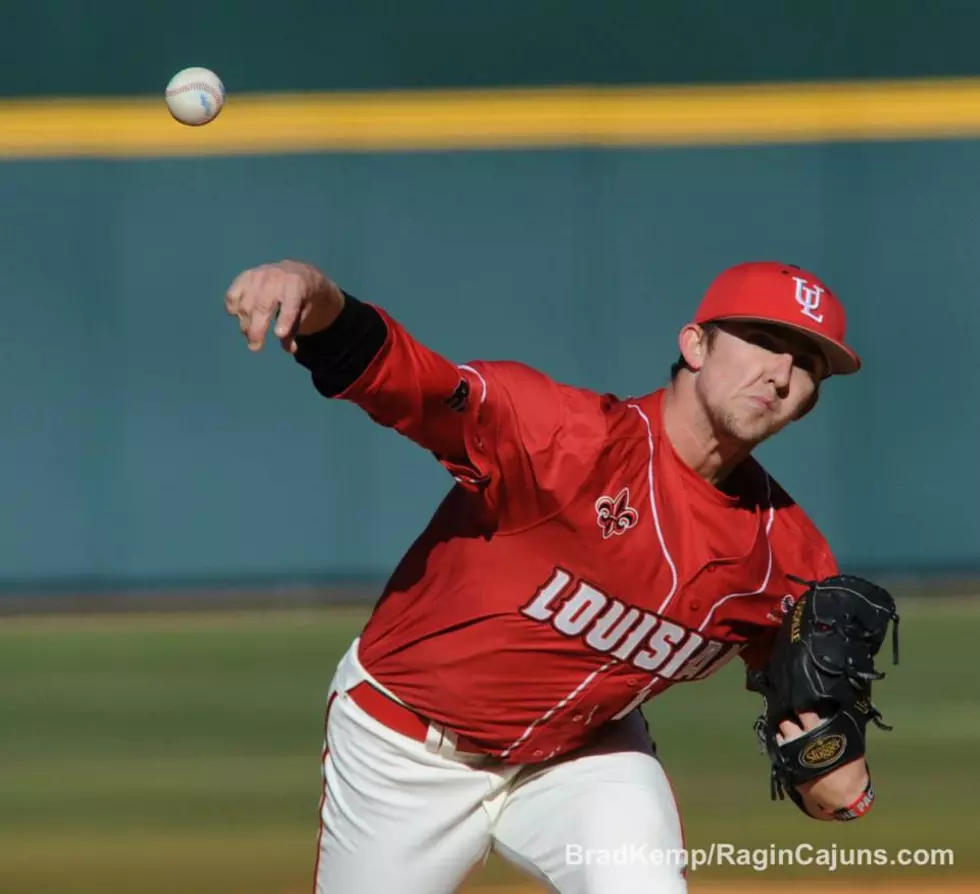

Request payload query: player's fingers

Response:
[796,709,824,731]
[274,284,303,340]
[776,716,804,744]
[246,297,280,351]
[225,269,254,315]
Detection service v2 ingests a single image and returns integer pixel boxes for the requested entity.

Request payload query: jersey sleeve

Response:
[447,359,604,526]
[333,306,601,528]
[328,306,472,466]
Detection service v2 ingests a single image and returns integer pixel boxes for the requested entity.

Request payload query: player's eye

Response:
[795,352,828,379]
[745,330,783,353]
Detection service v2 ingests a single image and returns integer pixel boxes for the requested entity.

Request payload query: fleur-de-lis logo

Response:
[595,487,639,539]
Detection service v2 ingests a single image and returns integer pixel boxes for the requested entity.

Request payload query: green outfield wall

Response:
[2,139,978,587]
[2,4,979,589]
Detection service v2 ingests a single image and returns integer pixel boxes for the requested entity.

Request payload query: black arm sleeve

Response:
[292,293,389,397]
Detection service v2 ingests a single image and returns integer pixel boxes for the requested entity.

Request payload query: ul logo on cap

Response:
[793,276,824,324]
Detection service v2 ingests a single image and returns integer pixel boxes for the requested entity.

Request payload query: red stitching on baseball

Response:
[166,82,223,109]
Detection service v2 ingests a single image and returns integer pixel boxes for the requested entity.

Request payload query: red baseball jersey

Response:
[339,307,838,764]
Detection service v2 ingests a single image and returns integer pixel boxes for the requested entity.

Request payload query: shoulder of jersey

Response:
[750,459,829,542]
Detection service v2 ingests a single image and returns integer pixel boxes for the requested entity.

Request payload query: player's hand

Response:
[224,260,346,354]
[777,710,870,820]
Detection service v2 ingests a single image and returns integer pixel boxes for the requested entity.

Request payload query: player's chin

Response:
[732,413,790,444]
[756,406,799,438]
[766,416,796,438]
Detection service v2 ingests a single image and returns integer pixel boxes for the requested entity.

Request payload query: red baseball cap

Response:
[691,261,861,377]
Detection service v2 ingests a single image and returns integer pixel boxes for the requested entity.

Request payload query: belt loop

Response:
[440,728,460,756]
[424,722,445,754]
[424,721,462,759]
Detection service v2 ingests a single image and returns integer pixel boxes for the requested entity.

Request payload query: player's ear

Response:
[678,324,709,373]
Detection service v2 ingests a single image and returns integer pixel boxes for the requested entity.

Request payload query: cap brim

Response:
[706,315,862,377]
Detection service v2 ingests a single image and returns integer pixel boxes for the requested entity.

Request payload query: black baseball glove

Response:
[746,574,900,820]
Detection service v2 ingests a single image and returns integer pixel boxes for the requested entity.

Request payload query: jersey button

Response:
[533,749,544,758]
[573,713,584,722]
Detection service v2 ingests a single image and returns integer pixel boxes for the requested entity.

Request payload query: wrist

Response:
[292,293,389,396]
[830,777,875,822]
[297,280,346,335]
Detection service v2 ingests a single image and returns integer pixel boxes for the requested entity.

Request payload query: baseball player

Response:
[224,259,900,894]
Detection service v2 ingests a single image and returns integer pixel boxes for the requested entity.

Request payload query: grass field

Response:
[0,598,974,894]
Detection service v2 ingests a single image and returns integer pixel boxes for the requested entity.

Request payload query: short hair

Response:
[670,322,720,380]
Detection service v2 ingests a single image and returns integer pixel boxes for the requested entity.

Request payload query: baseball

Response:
[165,67,225,126]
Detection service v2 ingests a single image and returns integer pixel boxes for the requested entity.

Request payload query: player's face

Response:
[695,321,828,444]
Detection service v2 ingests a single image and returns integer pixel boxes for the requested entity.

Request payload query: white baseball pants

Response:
[313,639,687,894]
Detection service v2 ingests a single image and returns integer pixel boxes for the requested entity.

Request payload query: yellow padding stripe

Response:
[3,78,980,158]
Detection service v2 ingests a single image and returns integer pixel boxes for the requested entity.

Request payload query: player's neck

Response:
[661,382,754,487]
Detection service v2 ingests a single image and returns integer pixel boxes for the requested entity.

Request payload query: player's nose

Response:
[767,352,794,392]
